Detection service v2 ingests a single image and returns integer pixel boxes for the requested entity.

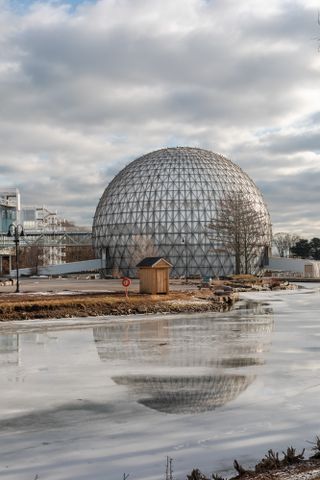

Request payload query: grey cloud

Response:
[259,131,320,155]
[259,169,320,232]
[0,0,319,232]
[11,11,312,129]
[305,111,320,126]
[244,3,318,43]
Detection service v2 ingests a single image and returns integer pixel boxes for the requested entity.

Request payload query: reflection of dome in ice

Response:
[113,374,254,414]
[93,304,273,414]
[93,307,273,369]
[92,147,271,277]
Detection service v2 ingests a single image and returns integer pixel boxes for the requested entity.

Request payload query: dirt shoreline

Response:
[0,290,239,321]
[0,276,295,321]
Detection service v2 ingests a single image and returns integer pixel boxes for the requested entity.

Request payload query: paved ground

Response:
[0,277,196,294]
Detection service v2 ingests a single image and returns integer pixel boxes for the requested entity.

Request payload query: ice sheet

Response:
[0,286,320,479]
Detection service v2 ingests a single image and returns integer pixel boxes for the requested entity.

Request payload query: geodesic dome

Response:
[92,147,271,277]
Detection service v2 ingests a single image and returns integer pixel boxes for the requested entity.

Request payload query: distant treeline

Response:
[273,233,320,259]
[290,237,320,259]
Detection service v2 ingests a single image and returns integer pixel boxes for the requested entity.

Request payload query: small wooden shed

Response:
[136,257,172,294]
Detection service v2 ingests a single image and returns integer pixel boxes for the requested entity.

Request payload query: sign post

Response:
[122,277,131,299]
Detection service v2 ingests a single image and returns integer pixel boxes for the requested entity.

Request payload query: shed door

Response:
[156,269,167,293]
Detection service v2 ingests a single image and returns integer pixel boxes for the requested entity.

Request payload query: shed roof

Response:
[136,257,172,268]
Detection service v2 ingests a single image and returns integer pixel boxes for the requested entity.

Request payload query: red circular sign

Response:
[122,277,131,288]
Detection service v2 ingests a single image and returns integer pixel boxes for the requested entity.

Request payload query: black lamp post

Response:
[7,223,24,293]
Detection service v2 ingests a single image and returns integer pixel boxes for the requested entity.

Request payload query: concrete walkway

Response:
[0,277,196,294]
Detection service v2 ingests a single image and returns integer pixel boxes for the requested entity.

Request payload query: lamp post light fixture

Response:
[7,223,24,293]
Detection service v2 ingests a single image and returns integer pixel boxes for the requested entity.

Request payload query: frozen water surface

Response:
[1,286,320,479]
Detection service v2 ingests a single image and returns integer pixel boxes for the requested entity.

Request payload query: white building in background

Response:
[0,188,21,233]
[0,188,67,266]
[268,256,320,278]
[20,206,66,265]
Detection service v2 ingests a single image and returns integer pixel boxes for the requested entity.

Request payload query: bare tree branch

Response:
[208,192,271,275]
[128,235,158,271]
[273,232,300,257]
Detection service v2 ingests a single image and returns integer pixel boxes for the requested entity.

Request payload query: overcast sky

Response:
[1,0,320,235]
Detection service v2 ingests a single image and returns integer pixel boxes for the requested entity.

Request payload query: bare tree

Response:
[65,245,95,263]
[208,192,271,275]
[19,245,43,274]
[273,232,300,257]
[129,235,158,270]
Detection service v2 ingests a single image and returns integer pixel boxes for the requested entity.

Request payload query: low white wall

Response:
[11,258,103,277]
[268,256,320,277]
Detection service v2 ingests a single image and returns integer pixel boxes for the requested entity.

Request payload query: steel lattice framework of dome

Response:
[92,147,272,277]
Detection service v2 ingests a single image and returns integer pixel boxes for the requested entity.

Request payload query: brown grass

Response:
[0,290,231,321]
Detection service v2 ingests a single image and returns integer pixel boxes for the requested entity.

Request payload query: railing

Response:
[0,231,92,249]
